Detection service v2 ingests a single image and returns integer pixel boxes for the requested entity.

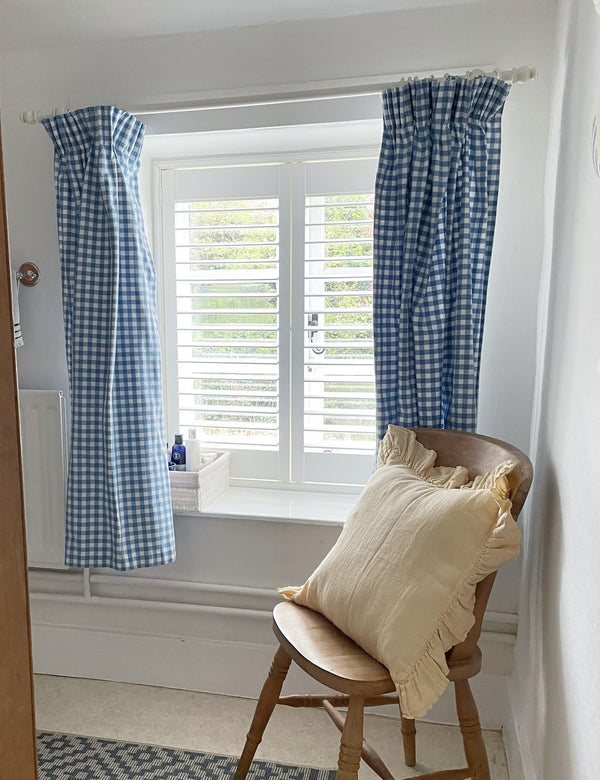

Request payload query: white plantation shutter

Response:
[163,165,285,480]
[304,195,374,450]
[300,160,377,485]
[163,156,377,486]
[174,198,280,448]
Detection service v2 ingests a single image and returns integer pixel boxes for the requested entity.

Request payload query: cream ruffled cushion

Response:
[278,425,521,719]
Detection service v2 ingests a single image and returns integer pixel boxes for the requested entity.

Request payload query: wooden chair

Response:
[234,429,533,780]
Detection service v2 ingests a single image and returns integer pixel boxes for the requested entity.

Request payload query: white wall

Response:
[0,1,556,730]
[507,1,600,777]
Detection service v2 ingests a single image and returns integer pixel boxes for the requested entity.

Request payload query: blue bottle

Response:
[166,442,175,471]
[172,434,186,471]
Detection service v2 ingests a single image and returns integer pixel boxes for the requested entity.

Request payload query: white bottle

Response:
[185,428,204,472]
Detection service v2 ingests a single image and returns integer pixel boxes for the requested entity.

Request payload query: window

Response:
[159,154,377,487]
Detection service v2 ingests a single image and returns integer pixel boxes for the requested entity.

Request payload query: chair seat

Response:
[273,601,395,696]
[274,601,483,696]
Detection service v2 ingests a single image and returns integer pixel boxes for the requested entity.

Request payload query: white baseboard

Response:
[31,589,514,730]
[33,623,298,698]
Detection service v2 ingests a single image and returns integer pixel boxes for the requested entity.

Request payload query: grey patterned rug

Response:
[37,732,337,780]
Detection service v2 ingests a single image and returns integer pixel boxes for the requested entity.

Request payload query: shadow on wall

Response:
[517,443,575,778]
[539,457,573,778]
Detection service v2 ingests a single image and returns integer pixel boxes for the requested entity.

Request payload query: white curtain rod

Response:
[20,65,537,125]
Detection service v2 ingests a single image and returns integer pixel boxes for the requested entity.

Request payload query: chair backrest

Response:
[412,428,533,661]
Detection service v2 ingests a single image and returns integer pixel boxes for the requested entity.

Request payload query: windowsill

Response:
[173,485,360,525]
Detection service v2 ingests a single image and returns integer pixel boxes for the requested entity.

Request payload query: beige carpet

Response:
[34,675,509,779]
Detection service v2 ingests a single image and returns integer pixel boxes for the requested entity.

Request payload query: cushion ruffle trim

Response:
[396,492,520,718]
[377,426,470,488]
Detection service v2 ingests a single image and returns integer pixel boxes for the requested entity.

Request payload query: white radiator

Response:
[19,390,68,569]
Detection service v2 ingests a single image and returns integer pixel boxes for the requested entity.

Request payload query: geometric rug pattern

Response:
[37,732,338,780]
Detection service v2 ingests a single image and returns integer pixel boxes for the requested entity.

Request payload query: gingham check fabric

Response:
[43,106,175,570]
[374,76,510,438]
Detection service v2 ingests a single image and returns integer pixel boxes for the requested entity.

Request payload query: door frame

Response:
[0,118,38,778]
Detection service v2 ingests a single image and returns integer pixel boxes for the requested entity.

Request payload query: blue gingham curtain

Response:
[43,106,175,570]
[374,76,510,438]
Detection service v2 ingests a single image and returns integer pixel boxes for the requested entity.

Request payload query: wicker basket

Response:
[169,451,230,512]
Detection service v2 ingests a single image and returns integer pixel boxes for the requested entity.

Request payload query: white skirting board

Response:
[30,589,514,730]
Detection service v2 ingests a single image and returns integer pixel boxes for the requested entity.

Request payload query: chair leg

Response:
[336,696,365,780]
[234,646,292,780]
[401,715,417,767]
[454,679,490,780]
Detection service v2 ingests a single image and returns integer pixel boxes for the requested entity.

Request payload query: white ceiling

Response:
[0,0,471,53]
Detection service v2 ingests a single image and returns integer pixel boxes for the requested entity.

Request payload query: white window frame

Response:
[151,136,380,491]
